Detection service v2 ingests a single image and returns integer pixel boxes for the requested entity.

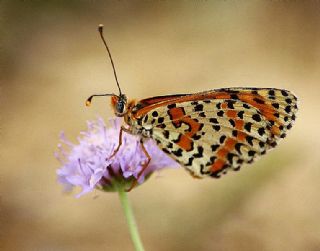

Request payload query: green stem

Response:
[117,187,145,251]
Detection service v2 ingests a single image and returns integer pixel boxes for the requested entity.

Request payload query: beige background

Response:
[2,1,320,251]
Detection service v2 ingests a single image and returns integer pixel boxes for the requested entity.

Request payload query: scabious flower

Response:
[55,117,178,197]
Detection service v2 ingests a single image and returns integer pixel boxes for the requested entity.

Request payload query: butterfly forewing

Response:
[132,88,298,178]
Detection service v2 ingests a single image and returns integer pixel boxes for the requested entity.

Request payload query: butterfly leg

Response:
[126,139,152,192]
[108,126,131,160]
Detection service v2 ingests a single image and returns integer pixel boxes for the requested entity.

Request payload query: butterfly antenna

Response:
[98,24,122,95]
[85,93,115,106]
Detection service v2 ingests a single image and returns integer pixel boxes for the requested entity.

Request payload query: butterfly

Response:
[87,24,298,187]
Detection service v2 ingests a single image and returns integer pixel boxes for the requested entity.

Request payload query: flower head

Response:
[55,117,178,197]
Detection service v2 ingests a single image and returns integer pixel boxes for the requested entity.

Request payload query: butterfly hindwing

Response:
[133,88,298,178]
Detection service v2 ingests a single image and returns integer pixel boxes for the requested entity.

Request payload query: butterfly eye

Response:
[116,101,125,113]
[114,94,127,116]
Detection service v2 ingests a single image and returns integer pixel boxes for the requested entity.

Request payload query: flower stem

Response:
[117,187,145,251]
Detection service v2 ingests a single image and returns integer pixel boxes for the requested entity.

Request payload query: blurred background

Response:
[2,1,320,250]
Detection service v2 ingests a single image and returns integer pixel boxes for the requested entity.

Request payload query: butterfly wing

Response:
[132,88,298,178]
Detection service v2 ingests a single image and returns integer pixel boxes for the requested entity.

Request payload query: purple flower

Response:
[55,117,178,197]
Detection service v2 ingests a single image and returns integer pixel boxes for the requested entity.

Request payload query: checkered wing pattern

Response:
[134,88,298,178]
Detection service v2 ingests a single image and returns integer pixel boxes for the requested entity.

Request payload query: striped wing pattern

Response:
[134,88,298,178]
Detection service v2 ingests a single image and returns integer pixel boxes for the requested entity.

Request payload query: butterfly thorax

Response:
[122,100,153,138]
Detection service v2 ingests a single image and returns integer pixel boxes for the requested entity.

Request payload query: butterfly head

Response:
[111,94,128,117]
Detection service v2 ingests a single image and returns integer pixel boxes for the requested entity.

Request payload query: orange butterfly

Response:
[86,25,298,189]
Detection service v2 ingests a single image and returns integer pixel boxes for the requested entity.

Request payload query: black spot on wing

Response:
[172,134,182,143]
[226,153,236,163]
[229,119,236,127]
[172,148,183,157]
[232,130,238,137]
[243,103,251,109]
[167,142,173,149]
[192,134,201,140]
[227,100,235,109]
[248,150,256,157]
[235,143,243,154]
[238,111,244,119]
[213,125,221,131]
[194,104,204,112]
[285,98,292,105]
[205,156,216,167]
[244,122,252,132]
[193,146,204,158]
[281,90,289,96]
[253,98,265,104]
[230,94,239,100]
[259,141,265,148]
[285,106,291,113]
[268,90,275,96]
[158,117,164,123]
[167,103,176,109]
[185,157,194,166]
[258,127,265,136]
[211,144,220,151]
[246,136,254,146]
[217,111,224,117]
[162,148,170,154]
[163,130,170,139]
[200,164,210,175]
[210,118,219,124]
[219,135,226,144]
[252,114,261,122]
